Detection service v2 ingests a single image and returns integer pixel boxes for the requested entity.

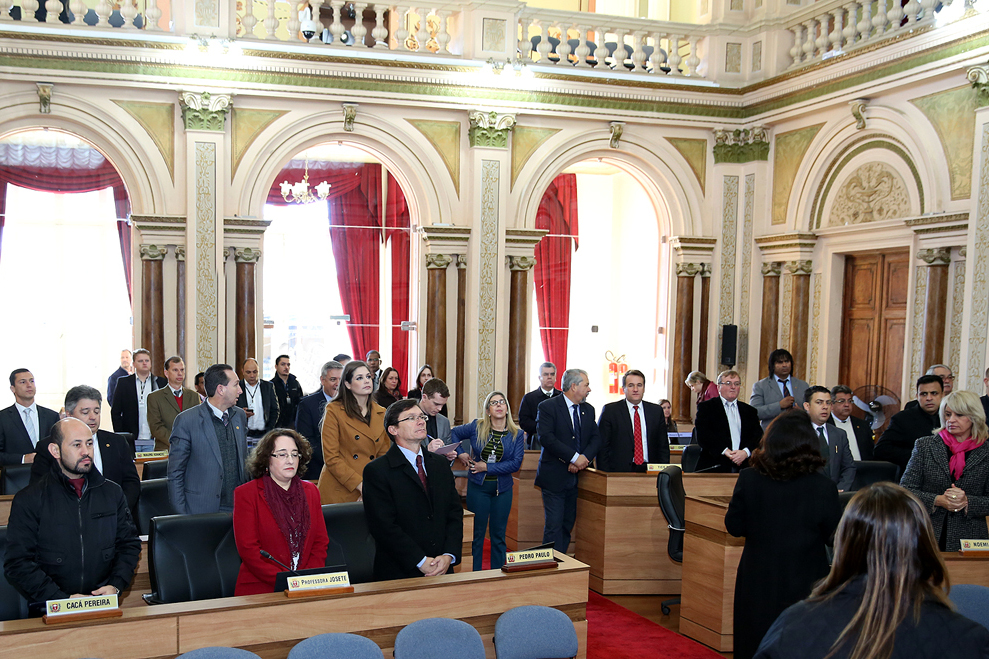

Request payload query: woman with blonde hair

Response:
[453,391,525,570]
[685,371,718,407]
[755,482,989,658]
[901,389,989,551]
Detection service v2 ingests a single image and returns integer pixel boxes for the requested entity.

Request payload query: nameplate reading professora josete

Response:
[287,572,351,592]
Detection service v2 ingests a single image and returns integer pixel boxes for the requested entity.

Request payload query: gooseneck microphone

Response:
[260,549,298,575]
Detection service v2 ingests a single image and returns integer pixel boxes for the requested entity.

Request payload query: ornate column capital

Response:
[234,247,262,263]
[712,125,770,164]
[174,246,186,262]
[139,244,167,261]
[699,263,712,278]
[917,247,951,265]
[676,262,704,277]
[761,261,782,276]
[426,253,454,269]
[179,91,232,131]
[507,255,536,271]
[784,260,813,275]
[456,254,468,269]
[968,64,989,108]
[468,110,516,148]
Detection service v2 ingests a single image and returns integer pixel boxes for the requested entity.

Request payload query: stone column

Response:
[918,247,951,368]
[175,246,186,362]
[672,262,701,423]
[455,255,468,425]
[507,256,535,423]
[698,263,712,374]
[786,260,813,373]
[234,247,261,368]
[140,244,166,371]
[425,253,452,379]
[759,262,782,379]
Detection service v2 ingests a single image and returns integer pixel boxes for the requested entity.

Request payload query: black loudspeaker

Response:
[721,325,738,367]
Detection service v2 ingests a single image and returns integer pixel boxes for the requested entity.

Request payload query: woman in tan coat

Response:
[317,360,389,504]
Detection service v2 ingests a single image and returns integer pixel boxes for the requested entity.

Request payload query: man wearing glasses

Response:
[694,370,763,473]
[362,399,463,581]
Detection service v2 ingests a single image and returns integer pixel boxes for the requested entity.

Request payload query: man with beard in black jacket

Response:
[3,417,140,609]
[271,354,305,429]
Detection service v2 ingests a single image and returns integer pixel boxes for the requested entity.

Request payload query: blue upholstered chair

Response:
[175,648,261,659]
[493,605,578,659]
[949,584,989,630]
[394,618,484,659]
[288,633,383,659]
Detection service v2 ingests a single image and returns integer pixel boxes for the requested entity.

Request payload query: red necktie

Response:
[632,405,644,464]
[416,454,428,491]
[174,391,183,412]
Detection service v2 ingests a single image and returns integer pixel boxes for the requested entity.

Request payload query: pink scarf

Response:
[939,429,981,481]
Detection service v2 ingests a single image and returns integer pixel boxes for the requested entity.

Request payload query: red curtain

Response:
[533,173,579,377]
[385,173,411,388]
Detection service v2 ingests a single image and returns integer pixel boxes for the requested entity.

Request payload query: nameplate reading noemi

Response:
[135,451,169,459]
[45,594,119,618]
[960,539,989,552]
[288,572,351,592]
[646,464,676,473]
[505,548,554,566]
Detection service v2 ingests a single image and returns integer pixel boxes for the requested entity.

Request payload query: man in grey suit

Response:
[420,378,452,455]
[750,349,809,430]
[804,385,855,491]
[167,364,249,515]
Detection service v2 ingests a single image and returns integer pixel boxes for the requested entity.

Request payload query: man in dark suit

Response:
[295,360,343,480]
[981,367,989,423]
[0,369,60,466]
[534,368,601,554]
[31,385,140,518]
[749,349,810,429]
[147,356,200,451]
[694,370,763,473]
[518,362,562,450]
[597,369,669,472]
[904,364,954,411]
[828,385,874,461]
[236,358,279,442]
[804,385,856,491]
[365,350,383,389]
[110,348,167,446]
[106,349,132,407]
[271,354,305,429]
[875,374,943,475]
[362,398,463,581]
[167,364,249,515]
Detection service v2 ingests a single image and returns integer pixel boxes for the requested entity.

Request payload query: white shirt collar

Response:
[206,400,227,419]
[14,401,37,415]
[720,396,737,407]
[541,388,554,396]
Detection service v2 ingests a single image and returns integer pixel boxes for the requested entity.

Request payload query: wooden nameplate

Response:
[43,608,123,624]
[284,585,354,598]
[501,560,558,573]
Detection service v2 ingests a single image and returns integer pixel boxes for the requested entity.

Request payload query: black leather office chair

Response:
[141,459,168,481]
[148,513,240,604]
[850,460,900,491]
[322,502,376,584]
[136,478,177,535]
[656,466,686,615]
[116,432,136,453]
[0,526,31,621]
[1,464,32,495]
[680,444,702,473]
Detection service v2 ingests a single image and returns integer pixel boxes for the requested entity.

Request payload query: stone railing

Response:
[0,0,169,30]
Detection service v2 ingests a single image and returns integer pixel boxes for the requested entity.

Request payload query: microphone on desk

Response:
[691,463,729,474]
[260,550,298,575]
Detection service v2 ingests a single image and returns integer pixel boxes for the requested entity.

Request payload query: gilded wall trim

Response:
[780,271,793,350]
[772,124,824,226]
[967,122,989,385]
[666,137,708,196]
[910,86,978,201]
[408,119,462,197]
[910,265,929,387]
[737,173,755,376]
[112,100,175,182]
[231,108,288,179]
[718,176,739,357]
[809,273,821,384]
[195,142,218,367]
[512,126,561,189]
[476,159,500,409]
[949,259,966,375]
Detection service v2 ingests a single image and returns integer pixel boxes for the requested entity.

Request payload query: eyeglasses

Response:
[718,382,741,388]
[398,414,429,424]
[488,400,507,407]
[942,375,955,382]
[271,451,301,461]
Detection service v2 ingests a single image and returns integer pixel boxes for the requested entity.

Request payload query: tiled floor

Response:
[603,595,733,659]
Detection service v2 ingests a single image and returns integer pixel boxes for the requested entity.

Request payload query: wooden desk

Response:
[506,451,543,552]
[0,495,11,526]
[575,470,737,595]
[0,552,589,659]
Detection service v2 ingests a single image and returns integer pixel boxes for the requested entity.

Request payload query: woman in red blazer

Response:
[233,429,329,595]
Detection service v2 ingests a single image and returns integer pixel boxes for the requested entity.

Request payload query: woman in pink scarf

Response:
[901,390,989,551]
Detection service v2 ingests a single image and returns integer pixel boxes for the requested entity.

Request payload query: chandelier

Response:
[280,157,331,204]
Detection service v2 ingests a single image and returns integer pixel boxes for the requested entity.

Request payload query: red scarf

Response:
[939,429,981,481]
[261,474,310,569]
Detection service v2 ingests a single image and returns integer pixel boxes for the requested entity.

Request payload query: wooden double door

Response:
[838,249,909,397]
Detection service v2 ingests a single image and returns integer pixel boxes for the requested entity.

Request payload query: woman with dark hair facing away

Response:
[659,399,678,435]
[755,482,989,658]
[725,409,842,659]
[901,389,989,551]
[453,391,525,570]
[233,429,329,595]
[373,366,402,409]
[317,360,388,504]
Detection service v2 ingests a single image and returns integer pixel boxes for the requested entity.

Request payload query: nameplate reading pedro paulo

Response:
[960,539,989,553]
[287,572,351,593]
[45,594,120,622]
[502,547,556,573]
[646,463,675,473]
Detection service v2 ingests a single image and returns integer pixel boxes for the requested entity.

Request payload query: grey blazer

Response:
[167,403,249,515]
[420,413,452,452]
[901,435,989,552]
[821,425,856,492]
[750,376,809,429]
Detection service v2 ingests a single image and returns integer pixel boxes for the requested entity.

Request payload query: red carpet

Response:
[586,591,722,659]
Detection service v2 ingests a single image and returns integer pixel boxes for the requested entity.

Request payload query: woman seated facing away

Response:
[901,389,989,552]
[233,429,329,596]
[725,409,842,659]
[454,391,525,571]
[755,482,989,658]
[659,398,679,435]
[685,371,719,408]
[373,366,403,409]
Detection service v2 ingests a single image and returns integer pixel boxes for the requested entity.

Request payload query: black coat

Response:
[694,397,763,473]
[725,468,842,659]
[0,404,60,466]
[236,379,280,434]
[271,374,305,429]
[110,374,167,436]
[518,387,562,448]
[827,414,875,460]
[3,463,141,603]
[534,394,601,493]
[755,576,989,658]
[295,390,331,480]
[362,443,463,581]
[874,405,940,475]
[597,399,669,472]
[30,429,141,521]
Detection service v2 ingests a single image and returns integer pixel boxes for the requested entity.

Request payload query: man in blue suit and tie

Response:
[534,368,601,554]
[167,364,249,515]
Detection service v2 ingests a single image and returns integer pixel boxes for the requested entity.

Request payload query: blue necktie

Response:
[572,404,581,444]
